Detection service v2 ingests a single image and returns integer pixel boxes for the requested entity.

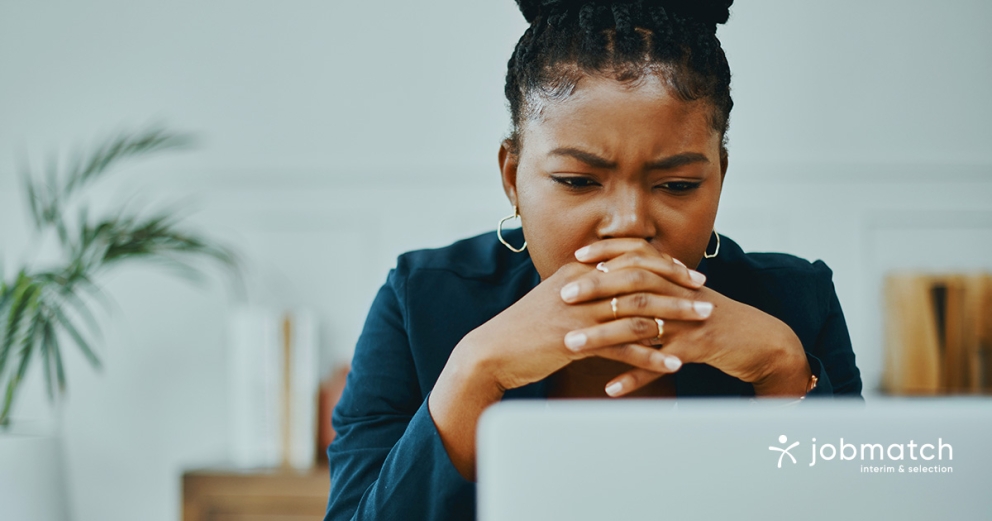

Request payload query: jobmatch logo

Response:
[769,434,954,473]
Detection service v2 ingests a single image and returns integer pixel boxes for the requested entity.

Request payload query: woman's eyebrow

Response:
[548,147,709,170]
[645,152,709,170]
[548,147,617,169]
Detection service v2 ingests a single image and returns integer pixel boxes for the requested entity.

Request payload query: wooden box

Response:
[183,467,330,521]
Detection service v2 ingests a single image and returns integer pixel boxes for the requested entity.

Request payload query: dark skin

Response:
[428,74,812,481]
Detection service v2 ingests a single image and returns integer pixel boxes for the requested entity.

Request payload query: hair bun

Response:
[514,0,733,26]
[668,0,733,25]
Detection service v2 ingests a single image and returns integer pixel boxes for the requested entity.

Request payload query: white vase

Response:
[0,426,71,521]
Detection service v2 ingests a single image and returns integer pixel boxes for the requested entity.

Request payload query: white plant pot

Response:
[0,429,70,521]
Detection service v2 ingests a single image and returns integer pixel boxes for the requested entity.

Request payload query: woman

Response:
[325,1,862,519]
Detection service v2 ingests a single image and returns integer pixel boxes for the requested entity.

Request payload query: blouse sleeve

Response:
[324,268,475,521]
[804,261,863,398]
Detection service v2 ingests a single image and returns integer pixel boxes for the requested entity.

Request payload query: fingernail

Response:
[664,356,683,372]
[564,331,587,350]
[693,301,713,318]
[560,283,579,302]
[575,246,591,260]
[672,258,686,268]
[605,381,623,396]
[689,270,706,286]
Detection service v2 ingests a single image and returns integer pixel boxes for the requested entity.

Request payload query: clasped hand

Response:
[461,238,810,398]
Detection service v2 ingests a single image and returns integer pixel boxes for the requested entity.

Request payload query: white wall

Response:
[1,1,990,521]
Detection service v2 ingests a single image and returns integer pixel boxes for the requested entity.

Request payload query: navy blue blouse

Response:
[324,229,862,521]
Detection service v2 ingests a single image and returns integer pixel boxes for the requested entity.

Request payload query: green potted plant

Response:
[1,126,238,425]
[0,126,237,520]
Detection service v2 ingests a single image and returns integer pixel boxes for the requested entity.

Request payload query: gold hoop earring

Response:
[497,205,527,253]
[704,231,720,259]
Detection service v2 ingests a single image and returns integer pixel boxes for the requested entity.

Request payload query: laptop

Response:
[477,398,992,521]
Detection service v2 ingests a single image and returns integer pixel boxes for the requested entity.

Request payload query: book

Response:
[883,272,992,395]
[227,307,318,469]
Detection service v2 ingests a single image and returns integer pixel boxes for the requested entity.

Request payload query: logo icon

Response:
[769,435,800,468]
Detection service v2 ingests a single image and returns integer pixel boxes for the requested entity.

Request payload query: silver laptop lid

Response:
[477,399,992,521]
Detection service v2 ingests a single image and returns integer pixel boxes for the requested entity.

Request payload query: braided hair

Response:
[505,0,734,155]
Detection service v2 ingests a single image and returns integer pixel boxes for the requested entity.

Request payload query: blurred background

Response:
[0,1,990,520]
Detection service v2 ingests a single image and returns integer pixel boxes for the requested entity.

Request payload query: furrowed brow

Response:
[645,153,709,170]
[548,147,617,169]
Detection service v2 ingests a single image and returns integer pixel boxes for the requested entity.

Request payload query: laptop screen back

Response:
[477,399,992,521]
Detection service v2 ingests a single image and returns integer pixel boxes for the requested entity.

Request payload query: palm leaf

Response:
[14,322,38,383]
[0,280,13,317]
[32,270,104,339]
[44,151,62,227]
[1,377,16,426]
[2,125,237,428]
[72,274,115,313]
[0,309,40,425]
[21,127,193,235]
[0,274,38,379]
[64,127,192,195]
[40,315,54,401]
[50,319,66,393]
[21,167,44,229]
[50,304,100,369]
[57,288,103,340]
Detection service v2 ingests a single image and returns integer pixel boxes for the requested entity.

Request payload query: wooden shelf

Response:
[183,466,330,521]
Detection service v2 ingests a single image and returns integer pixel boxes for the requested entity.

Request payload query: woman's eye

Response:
[551,176,600,189]
[657,181,702,193]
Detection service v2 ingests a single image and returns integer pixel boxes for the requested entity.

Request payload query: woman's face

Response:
[499,74,728,280]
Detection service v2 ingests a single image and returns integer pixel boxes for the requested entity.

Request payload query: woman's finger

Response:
[576,238,702,281]
[590,343,683,376]
[603,367,667,397]
[610,292,713,323]
[574,238,661,264]
[596,250,705,289]
[600,336,703,396]
[560,267,699,305]
[563,305,708,353]
[567,292,714,329]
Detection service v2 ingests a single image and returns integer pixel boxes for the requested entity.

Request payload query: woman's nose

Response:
[596,186,657,241]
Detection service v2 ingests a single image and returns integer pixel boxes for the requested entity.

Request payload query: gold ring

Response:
[655,318,665,339]
[610,297,619,320]
[596,262,609,274]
